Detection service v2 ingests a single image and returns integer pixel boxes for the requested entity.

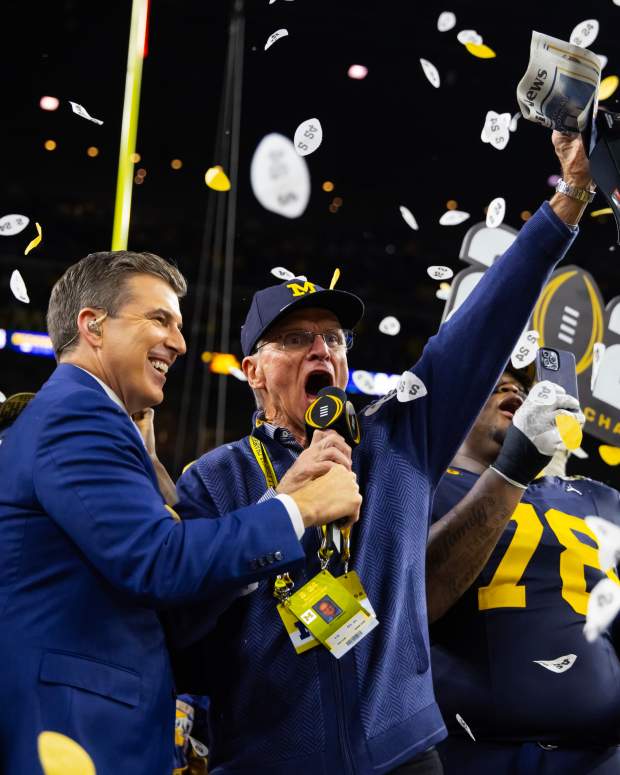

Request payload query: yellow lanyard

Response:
[248,435,279,489]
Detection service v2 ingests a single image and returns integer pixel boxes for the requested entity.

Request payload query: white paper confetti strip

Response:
[585,516,620,572]
[455,714,476,742]
[0,391,6,403]
[571,447,589,459]
[427,265,454,280]
[437,11,456,32]
[293,118,323,156]
[569,19,599,49]
[379,316,401,335]
[250,133,310,219]
[264,28,288,50]
[352,370,376,395]
[68,101,103,125]
[591,342,606,391]
[481,111,511,150]
[228,366,248,381]
[486,197,506,228]
[533,654,577,673]
[509,112,521,132]
[510,329,539,369]
[399,205,419,230]
[271,266,295,281]
[397,371,427,403]
[0,214,29,236]
[584,577,620,642]
[10,270,29,303]
[457,29,482,45]
[439,210,470,226]
[419,58,440,88]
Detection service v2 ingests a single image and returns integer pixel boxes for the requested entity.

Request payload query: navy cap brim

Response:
[249,288,364,354]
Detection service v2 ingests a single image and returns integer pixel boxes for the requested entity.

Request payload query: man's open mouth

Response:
[498,395,523,419]
[305,370,333,400]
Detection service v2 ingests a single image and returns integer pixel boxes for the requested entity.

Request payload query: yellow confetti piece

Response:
[599,445,620,466]
[555,414,582,451]
[464,42,496,59]
[38,732,96,775]
[329,267,341,290]
[591,207,613,217]
[205,165,231,191]
[599,75,619,102]
[24,222,42,255]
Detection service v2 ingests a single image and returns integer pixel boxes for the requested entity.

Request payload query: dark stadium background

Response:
[1,0,618,486]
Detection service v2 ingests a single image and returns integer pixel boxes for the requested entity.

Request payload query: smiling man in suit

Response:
[0,250,362,774]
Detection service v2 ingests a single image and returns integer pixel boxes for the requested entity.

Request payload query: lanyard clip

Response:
[273,572,295,602]
[340,527,351,574]
[318,525,335,570]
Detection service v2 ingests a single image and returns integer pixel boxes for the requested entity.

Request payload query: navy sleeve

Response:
[430,471,472,525]
[33,389,305,606]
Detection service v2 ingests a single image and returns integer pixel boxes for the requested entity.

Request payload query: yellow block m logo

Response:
[286,281,316,297]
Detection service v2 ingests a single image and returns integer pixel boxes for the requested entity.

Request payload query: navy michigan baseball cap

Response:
[241,277,365,356]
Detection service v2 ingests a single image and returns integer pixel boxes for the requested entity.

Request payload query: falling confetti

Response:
[569,19,599,48]
[294,118,323,156]
[0,213,29,236]
[599,75,619,101]
[399,205,419,230]
[271,266,295,281]
[597,54,608,70]
[509,112,521,132]
[24,222,42,255]
[533,654,577,673]
[436,282,451,300]
[599,445,620,466]
[420,58,440,88]
[486,197,506,228]
[205,166,231,191]
[397,370,428,402]
[591,342,605,391]
[584,577,620,642]
[457,29,482,45]
[68,101,103,125]
[591,207,613,217]
[571,447,589,459]
[510,329,539,369]
[456,714,476,741]
[329,267,341,290]
[379,316,401,335]
[10,269,29,303]
[437,11,456,32]
[556,413,583,451]
[38,731,96,775]
[427,265,454,280]
[347,64,368,80]
[250,133,310,219]
[481,111,511,150]
[264,28,288,50]
[0,391,6,403]
[439,210,470,226]
[228,366,248,381]
[465,42,496,59]
[352,370,376,395]
[585,516,620,572]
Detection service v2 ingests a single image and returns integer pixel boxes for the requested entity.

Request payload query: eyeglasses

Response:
[256,329,354,352]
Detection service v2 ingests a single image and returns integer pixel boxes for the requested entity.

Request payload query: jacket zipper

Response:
[330,619,356,775]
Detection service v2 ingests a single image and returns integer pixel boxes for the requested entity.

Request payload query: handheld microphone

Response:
[304,386,361,448]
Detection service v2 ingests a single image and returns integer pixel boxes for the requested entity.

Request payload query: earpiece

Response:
[87,313,107,334]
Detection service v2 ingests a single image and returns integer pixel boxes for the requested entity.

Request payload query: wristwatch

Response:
[555,178,596,204]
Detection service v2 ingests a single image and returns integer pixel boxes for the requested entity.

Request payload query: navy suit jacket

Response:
[0,364,304,774]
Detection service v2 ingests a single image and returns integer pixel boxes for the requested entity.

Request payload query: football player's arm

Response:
[426,468,523,623]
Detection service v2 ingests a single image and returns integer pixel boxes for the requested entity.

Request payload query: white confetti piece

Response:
[455,714,476,742]
[597,54,608,70]
[427,265,454,280]
[397,371,427,403]
[347,64,368,80]
[509,112,521,132]
[379,316,401,336]
[0,391,6,403]
[510,329,539,369]
[584,577,620,642]
[68,101,103,125]
[439,210,470,226]
[352,370,376,395]
[10,269,29,303]
[591,342,606,391]
[399,205,419,230]
[569,19,599,49]
[585,516,620,572]
[0,214,29,236]
[486,197,506,229]
[436,282,451,300]
[571,447,589,459]
[457,29,482,45]
[533,654,577,673]
[419,58,440,88]
[437,11,456,32]
[293,118,323,156]
[228,366,248,381]
[481,111,511,150]
[265,28,288,50]
[529,380,556,407]
[271,266,295,281]
[250,133,310,219]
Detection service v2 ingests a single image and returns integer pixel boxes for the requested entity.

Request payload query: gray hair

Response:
[47,250,187,358]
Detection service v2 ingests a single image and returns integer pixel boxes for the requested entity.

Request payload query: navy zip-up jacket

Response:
[174,203,576,775]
